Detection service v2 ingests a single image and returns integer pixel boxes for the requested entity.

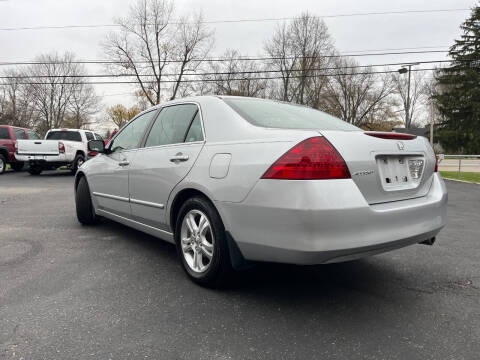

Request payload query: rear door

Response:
[320,130,436,204]
[128,104,204,230]
[87,110,157,217]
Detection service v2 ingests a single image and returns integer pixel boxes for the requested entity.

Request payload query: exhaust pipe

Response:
[419,237,436,246]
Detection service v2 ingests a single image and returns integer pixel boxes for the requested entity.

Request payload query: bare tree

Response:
[103,0,214,105]
[264,13,334,104]
[201,50,268,97]
[322,57,395,127]
[25,53,90,134]
[67,82,100,129]
[391,70,427,128]
[0,69,35,127]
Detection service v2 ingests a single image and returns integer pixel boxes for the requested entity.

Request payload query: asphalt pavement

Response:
[0,170,479,360]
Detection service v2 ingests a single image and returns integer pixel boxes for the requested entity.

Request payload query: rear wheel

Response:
[71,154,85,174]
[75,176,98,225]
[28,166,42,175]
[175,196,232,287]
[11,162,24,172]
[0,154,6,174]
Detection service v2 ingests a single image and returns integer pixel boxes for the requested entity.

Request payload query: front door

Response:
[128,104,205,231]
[88,110,157,217]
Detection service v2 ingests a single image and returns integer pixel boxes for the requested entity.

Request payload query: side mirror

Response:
[88,139,106,153]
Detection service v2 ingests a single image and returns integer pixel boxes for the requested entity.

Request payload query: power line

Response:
[0,49,450,67]
[0,67,440,86]
[0,8,470,31]
[0,59,454,79]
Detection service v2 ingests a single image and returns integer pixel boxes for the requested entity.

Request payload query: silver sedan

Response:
[75,96,448,286]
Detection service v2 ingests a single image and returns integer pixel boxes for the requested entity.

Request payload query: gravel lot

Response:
[1,170,479,360]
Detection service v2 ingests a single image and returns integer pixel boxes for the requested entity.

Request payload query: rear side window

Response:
[223,98,360,131]
[145,104,198,147]
[0,127,10,139]
[27,130,40,140]
[185,112,204,142]
[13,128,27,140]
[46,131,82,142]
[85,132,94,141]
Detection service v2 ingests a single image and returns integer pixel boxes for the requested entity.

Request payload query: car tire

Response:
[71,154,85,174]
[0,154,6,174]
[175,196,233,287]
[28,166,42,175]
[11,162,24,172]
[75,176,98,225]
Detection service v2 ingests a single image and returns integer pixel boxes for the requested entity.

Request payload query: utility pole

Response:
[398,63,419,129]
[430,101,434,145]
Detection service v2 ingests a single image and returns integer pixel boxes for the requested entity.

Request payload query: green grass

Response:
[440,171,480,183]
[6,163,10,171]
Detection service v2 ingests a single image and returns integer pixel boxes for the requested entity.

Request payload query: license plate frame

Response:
[376,155,424,191]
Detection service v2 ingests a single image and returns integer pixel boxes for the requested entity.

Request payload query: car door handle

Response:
[118,160,130,167]
[170,153,189,162]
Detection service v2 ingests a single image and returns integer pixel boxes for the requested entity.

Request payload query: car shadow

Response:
[96,216,416,308]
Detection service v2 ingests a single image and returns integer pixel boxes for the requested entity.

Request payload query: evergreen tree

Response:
[436,6,480,153]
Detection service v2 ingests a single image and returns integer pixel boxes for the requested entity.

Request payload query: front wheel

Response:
[0,154,6,174]
[75,176,98,225]
[175,196,232,287]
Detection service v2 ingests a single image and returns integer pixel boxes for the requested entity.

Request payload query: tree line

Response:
[1,0,478,154]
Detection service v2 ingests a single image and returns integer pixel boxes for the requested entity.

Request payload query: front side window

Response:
[94,133,103,140]
[0,127,10,139]
[109,110,155,152]
[85,132,94,141]
[46,131,82,142]
[13,128,27,140]
[27,130,40,140]
[145,104,198,147]
[223,97,360,131]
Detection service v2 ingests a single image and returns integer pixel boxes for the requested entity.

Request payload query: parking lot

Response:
[0,170,479,360]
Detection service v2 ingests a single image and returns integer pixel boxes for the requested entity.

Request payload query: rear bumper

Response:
[15,153,70,163]
[217,173,447,265]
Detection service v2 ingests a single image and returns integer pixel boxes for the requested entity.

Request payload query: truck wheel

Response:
[75,176,98,225]
[11,162,24,172]
[0,154,6,174]
[28,166,42,175]
[71,154,85,174]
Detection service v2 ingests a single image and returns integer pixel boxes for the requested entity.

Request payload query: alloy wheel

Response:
[180,209,214,273]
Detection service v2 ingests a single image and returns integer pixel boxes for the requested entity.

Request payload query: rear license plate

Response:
[376,155,424,190]
[34,155,46,160]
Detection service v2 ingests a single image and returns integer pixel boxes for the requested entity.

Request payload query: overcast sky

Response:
[0,0,476,129]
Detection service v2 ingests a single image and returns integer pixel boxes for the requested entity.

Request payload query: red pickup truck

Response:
[0,125,40,174]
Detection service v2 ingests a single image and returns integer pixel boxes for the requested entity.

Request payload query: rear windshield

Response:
[46,131,82,142]
[223,97,360,131]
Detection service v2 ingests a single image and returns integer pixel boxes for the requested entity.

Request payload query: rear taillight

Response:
[261,136,351,180]
[58,142,65,153]
[365,132,417,140]
[434,156,438,172]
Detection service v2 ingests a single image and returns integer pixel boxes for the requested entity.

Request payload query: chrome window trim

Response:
[141,101,206,150]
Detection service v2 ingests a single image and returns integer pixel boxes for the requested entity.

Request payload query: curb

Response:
[443,178,480,185]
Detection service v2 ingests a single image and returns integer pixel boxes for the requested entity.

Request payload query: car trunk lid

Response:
[318,130,436,204]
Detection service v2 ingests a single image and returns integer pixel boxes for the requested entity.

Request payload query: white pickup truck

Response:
[15,129,103,175]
